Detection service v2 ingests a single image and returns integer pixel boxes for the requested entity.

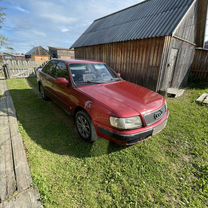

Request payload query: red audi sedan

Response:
[37,59,169,145]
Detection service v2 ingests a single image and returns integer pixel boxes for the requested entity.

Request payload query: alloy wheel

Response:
[76,114,91,139]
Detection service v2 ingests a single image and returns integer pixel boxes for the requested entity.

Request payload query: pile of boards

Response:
[196,93,208,106]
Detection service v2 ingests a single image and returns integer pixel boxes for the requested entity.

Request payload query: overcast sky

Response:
[1,0,208,53]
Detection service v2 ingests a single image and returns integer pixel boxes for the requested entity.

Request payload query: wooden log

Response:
[0,80,42,207]
[0,188,42,208]
[0,140,17,203]
[5,91,33,192]
[0,82,16,203]
[196,93,208,104]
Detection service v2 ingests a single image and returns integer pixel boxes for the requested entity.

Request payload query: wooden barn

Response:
[72,0,208,93]
[190,48,208,81]
[48,47,74,59]
[25,46,50,64]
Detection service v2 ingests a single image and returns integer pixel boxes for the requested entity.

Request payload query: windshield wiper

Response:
[96,78,122,84]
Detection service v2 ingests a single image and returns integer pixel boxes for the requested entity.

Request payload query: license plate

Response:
[153,120,168,136]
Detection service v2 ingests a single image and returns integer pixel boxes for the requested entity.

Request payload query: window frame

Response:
[55,61,70,80]
[68,63,119,87]
[42,60,70,80]
[42,60,58,78]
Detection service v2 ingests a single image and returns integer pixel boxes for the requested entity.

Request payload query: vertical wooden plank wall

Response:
[75,37,165,90]
[190,49,208,81]
[156,36,172,92]
[158,36,195,91]
[170,37,195,88]
[195,0,208,47]
[174,0,197,44]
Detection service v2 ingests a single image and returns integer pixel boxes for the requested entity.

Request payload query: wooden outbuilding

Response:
[48,47,74,60]
[0,53,26,61]
[25,46,50,64]
[72,0,208,93]
[190,48,208,81]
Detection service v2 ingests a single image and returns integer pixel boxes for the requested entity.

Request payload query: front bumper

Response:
[98,111,169,145]
[99,128,154,145]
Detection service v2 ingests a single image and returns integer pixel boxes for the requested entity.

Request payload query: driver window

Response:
[42,61,57,77]
[55,62,69,79]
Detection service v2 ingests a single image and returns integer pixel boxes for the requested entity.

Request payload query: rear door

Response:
[40,60,58,98]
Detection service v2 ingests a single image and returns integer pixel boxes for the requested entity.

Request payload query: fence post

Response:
[3,64,10,79]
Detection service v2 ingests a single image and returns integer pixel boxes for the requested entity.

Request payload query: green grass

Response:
[7,78,208,208]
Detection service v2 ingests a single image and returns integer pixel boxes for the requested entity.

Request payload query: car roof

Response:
[51,59,104,64]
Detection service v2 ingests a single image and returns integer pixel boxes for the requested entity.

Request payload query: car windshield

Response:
[69,63,121,86]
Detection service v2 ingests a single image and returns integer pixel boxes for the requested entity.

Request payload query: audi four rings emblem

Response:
[154,110,163,120]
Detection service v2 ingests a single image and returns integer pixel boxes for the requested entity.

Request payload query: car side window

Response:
[55,62,69,79]
[42,61,57,77]
[42,62,53,74]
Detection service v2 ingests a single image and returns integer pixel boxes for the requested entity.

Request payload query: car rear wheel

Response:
[75,111,97,142]
[39,83,49,100]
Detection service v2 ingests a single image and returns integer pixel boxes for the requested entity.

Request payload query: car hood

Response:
[79,81,165,117]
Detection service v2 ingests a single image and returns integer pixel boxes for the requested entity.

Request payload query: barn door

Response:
[166,48,178,88]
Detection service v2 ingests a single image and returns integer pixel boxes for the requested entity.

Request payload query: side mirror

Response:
[55,77,69,87]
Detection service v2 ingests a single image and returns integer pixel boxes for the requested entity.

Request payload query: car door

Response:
[40,60,57,97]
[52,61,75,111]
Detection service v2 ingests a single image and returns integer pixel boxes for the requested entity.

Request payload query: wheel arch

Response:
[74,106,98,142]
[74,106,91,118]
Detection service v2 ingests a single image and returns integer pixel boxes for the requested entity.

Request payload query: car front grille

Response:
[144,105,167,126]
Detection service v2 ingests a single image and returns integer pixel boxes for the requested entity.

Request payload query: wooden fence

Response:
[0,60,40,79]
[190,48,208,81]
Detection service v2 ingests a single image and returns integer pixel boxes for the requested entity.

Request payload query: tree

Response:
[0,36,7,47]
[0,3,7,48]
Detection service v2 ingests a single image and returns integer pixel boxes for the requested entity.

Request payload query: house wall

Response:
[190,48,208,81]
[49,48,75,59]
[57,50,74,59]
[169,38,195,88]
[174,0,198,44]
[32,56,50,64]
[195,0,208,47]
[49,48,58,58]
[75,38,165,90]
[157,1,198,92]
[158,36,195,92]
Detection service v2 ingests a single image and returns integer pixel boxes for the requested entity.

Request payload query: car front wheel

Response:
[75,111,97,142]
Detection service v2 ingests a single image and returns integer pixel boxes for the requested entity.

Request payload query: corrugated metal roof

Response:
[26,46,49,56]
[72,0,194,48]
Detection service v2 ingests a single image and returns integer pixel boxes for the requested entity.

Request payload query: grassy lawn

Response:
[7,78,208,208]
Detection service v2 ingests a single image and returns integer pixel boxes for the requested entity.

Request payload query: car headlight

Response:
[110,116,142,130]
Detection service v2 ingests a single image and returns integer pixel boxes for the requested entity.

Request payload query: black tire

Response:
[75,111,97,142]
[39,83,49,100]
